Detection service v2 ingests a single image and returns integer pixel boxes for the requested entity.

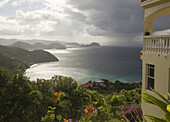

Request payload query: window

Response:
[147,64,155,90]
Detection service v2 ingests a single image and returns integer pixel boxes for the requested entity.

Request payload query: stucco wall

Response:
[142,52,170,121]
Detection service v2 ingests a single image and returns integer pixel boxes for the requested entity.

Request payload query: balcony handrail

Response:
[144,35,170,38]
[143,35,170,54]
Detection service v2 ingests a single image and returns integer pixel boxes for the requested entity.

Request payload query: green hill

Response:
[9,41,33,50]
[0,53,30,71]
[10,41,66,50]
[0,45,59,71]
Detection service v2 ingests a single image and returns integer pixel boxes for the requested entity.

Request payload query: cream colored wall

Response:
[144,1,170,19]
[141,52,170,121]
[143,1,170,34]
[141,1,170,121]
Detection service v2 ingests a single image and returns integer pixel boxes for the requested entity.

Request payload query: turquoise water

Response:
[26,46,142,83]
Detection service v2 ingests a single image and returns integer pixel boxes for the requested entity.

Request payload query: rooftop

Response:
[80,83,93,88]
[95,80,105,83]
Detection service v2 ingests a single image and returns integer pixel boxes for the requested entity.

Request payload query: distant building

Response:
[141,0,170,121]
[80,83,93,88]
[94,80,105,86]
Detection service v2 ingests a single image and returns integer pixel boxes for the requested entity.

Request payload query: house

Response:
[94,80,105,86]
[141,0,170,121]
[80,83,93,88]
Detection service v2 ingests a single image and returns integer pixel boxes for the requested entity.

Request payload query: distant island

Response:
[9,41,100,50]
[0,45,59,71]
[10,41,66,50]
[0,39,101,71]
[81,42,101,47]
[0,38,101,49]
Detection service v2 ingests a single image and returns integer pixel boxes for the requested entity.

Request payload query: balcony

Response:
[143,35,170,54]
[141,0,169,8]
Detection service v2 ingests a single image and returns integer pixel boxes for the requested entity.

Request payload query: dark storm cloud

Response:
[68,0,144,36]
[153,15,170,32]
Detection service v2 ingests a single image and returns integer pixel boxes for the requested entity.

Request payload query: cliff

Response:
[0,45,59,71]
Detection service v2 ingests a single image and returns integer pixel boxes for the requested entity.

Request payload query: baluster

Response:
[146,38,148,52]
[165,38,168,54]
[151,38,153,53]
[145,38,147,52]
[160,38,162,54]
[149,38,151,53]
[162,38,164,54]
[156,38,158,53]
[157,38,159,54]
[168,38,170,54]
[154,38,156,53]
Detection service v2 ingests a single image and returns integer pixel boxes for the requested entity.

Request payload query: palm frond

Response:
[145,115,167,122]
[142,92,168,114]
[150,88,170,104]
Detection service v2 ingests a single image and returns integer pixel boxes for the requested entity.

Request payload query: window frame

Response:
[146,64,155,90]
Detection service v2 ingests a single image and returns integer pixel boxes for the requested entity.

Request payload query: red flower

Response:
[55,92,61,101]
[84,109,89,114]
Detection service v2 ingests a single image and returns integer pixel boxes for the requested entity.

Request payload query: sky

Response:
[0,0,170,46]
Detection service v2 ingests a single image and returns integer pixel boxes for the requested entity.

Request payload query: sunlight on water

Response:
[45,49,71,54]
[26,47,142,83]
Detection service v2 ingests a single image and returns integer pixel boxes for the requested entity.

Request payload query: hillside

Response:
[10,41,33,50]
[81,42,100,47]
[46,43,66,49]
[0,53,30,71]
[33,42,46,49]
[0,45,59,70]
[10,41,66,50]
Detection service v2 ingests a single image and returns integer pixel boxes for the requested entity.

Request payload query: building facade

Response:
[141,0,170,120]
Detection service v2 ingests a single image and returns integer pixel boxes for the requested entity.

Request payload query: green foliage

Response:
[0,67,142,122]
[51,75,78,92]
[0,53,30,71]
[0,45,58,71]
[41,106,56,122]
[142,88,170,122]
[56,115,62,122]
[0,68,32,122]
[97,105,111,120]
[29,90,42,104]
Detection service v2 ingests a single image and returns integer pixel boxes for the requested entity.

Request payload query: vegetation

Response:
[0,67,142,122]
[0,45,59,71]
[142,88,170,122]
[0,53,30,71]
[88,80,141,95]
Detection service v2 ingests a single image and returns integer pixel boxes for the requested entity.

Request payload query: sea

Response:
[26,46,142,84]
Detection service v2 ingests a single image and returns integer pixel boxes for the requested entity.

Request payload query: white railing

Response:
[143,35,170,54]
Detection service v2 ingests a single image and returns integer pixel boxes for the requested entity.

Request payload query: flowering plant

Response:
[63,101,98,122]
[55,92,61,101]
[121,105,143,122]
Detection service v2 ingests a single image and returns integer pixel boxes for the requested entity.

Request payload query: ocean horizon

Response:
[26,46,142,84]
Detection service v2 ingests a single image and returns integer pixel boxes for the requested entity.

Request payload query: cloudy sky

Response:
[0,0,169,46]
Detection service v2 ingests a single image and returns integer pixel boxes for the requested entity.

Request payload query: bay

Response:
[26,46,142,84]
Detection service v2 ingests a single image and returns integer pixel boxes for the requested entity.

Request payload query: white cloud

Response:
[0,1,88,41]
[2,0,169,46]
[154,29,170,35]
[0,0,9,7]
[0,16,22,35]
